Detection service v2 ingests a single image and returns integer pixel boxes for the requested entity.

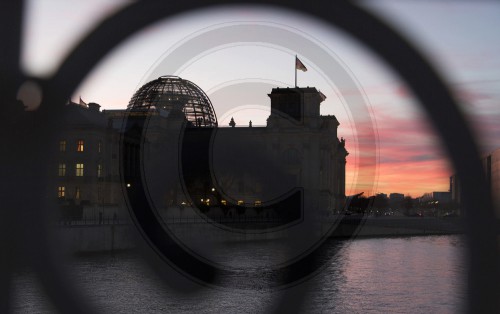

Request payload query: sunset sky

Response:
[21,1,500,197]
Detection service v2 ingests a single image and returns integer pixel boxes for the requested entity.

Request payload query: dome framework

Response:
[128,76,217,127]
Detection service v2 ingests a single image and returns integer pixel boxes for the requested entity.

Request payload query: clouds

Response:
[454,83,500,154]
[344,82,452,196]
[344,76,500,197]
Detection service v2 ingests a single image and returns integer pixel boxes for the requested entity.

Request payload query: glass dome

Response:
[128,76,217,127]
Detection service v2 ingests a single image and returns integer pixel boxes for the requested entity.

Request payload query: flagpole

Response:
[295,55,297,87]
[295,56,308,87]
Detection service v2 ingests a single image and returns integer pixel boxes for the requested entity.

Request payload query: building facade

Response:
[450,148,500,217]
[52,77,348,221]
[52,101,123,221]
[485,148,500,217]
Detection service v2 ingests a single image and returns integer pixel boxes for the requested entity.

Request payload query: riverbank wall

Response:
[333,216,464,238]
[55,216,464,253]
[56,223,135,253]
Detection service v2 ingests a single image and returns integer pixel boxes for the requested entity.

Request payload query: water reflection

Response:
[13,235,465,313]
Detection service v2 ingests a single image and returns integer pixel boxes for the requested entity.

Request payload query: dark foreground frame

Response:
[1,1,497,313]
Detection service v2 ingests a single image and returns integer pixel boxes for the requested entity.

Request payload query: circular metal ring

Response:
[34,1,498,313]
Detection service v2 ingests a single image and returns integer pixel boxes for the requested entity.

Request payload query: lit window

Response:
[97,164,102,177]
[58,186,65,198]
[98,141,102,153]
[221,200,227,206]
[59,140,66,152]
[75,187,81,200]
[58,163,66,176]
[237,200,244,206]
[76,163,84,176]
[255,200,262,206]
[77,140,84,152]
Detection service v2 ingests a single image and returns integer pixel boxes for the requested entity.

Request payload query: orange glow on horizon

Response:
[345,157,452,197]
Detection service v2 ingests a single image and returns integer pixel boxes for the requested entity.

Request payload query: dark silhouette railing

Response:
[1,1,497,314]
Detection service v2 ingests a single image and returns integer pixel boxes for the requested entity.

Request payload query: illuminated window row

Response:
[58,163,103,177]
[57,186,81,199]
[224,200,263,206]
[180,200,262,207]
[200,199,262,206]
[59,139,103,153]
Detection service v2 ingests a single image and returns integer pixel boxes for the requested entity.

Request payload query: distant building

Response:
[51,76,348,221]
[52,100,123,221]
[370,193,389,212]
[389,193,405,207]
[389,193,404,202]
[450,147,500,217]
[485,148,500,217]
[432,191,451,204]
[450,174,461,205]
[376,193,388,199]
[419,191,451,204]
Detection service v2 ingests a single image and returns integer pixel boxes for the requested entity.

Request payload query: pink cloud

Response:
[455,88,493,103]
[344,107,452,197]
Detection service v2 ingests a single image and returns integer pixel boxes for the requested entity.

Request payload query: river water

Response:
[12,235,466,313]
